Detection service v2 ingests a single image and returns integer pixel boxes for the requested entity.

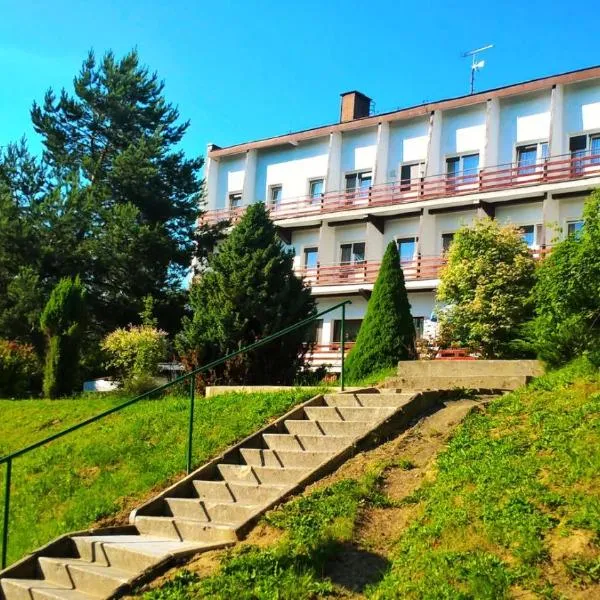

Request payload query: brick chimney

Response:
[340,91,372,122]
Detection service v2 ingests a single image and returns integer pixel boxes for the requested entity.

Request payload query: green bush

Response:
[345,241,416,382]
[532,191,600,366]
[437,218,535,357]
[102,325,167,392]
[40,276,86,398]
[0,339,41,397]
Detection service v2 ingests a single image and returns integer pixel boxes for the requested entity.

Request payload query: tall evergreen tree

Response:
[345,241,416,382]
[176,203,316,384]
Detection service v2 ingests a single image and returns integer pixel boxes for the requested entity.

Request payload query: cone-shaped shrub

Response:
[40,276,86,398]
[345,241,416,382]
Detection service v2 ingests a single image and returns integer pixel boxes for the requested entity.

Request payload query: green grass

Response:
[143,358,600,599]
[142,463,393,600]
[0,388,320,565]
[346,365,397,388]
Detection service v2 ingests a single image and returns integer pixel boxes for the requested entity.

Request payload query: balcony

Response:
[304,342,355,371]
[201,150,600,226]
[297,256,447,288]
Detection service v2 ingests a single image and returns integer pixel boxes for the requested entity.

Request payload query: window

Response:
[441,232,455,253]
[269,185,282,206]
[571,134,600,171]
[229,192,242,208]
[309,179,324,203]
[333,319,362,343]
[446,153,480,185]
[340,242,366,265]
[305,319,323,344]
[516,142,549,175]
[519,225,536,248]
[567,220,584,237]
[397,237,416,263]
[592,135,600,164]
[413,317,424,340]
[345,171,372,194]
[400,163,423,191]
[303,247,318,269]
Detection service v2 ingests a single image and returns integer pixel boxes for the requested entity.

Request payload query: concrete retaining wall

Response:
[397,360,543,378]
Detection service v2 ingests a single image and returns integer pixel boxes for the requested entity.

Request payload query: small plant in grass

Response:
[0,339,41,397]
[345,241,416,382]
[40,276,86,398]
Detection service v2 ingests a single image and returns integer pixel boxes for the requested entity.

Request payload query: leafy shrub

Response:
[102,325,167,392]
[40,276,86,398]
[345,241,416,382]
[532,190,600,366]
[0,339,41,397]
[437,218,535,358]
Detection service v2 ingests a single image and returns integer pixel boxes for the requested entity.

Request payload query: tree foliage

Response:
[0,340,41,397]
[532,191,600,366]
[40,276,86,398]
[176,203,316,384]
[437,218,535,358]
[345,242,416,382]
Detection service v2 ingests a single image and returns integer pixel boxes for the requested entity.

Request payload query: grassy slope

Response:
[0,389,319,565]
[143,359,600,599]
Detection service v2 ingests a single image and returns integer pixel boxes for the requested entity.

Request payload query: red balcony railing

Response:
[298,256,447,287]
[201,151,600,226]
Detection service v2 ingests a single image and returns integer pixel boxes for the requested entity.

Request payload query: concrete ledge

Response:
[397,359,543,378]
[204,386,358,398]
[387,375,531,391]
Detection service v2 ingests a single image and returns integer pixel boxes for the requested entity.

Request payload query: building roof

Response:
[208,64,600,159]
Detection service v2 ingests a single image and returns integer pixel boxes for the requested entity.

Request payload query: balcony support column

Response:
[425,110,442,177]
[366,219,384,262]
[373,122,390,185]
[549,84,565,157]
[241,149,257,206]
[484,98,500,168]
[204,146,220,210]
[318,220,336,266]
[542,194,561,246]
[326,132,342,193]
[418,209,437,257]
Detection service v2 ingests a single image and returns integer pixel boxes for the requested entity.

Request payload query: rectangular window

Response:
[340,242,366,264]
[570,135,587,174]
[229,192,242,208]
[517,145,538,174]
[591,135,600,165]
[462,154,480,182]
[446,153,479,186]
[305,319,323,344]
[519,225,536,247]
[345,171,372,192]
[441,232,455,253]
[333,319,362,343]
[309,179,324,203]
[397,237,416,263]
[413,317,424,340]
[303,247,318,269]
[567,220,584,237]
[269,185,282,206]
[400,163,422,191]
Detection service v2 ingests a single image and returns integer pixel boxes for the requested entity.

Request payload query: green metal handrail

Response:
[0,300,351,569]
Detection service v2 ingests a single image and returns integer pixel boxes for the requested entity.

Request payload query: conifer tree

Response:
[40,276,86,398]
[345,241,416,381]
[176,203,316,384]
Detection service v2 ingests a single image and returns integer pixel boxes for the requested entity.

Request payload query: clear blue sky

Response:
[1,0,598,169]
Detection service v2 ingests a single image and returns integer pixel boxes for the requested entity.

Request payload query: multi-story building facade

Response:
[202,66,600,368]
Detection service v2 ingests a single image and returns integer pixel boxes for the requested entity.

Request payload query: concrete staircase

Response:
[0,389,435,600]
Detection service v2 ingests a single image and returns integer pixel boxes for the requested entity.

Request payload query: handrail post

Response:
[340,304,346,392]
[186,375,196,475]
[2,458,12,570]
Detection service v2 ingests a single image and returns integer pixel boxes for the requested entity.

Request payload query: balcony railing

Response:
[298,256,447,287]
[202,151,600,226]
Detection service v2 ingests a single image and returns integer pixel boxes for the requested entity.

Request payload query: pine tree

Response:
[40,277,86,398]
[176,203,316,384]
[345,242,416,381]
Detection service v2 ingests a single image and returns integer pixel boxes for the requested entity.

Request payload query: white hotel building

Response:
[202,66,600,366]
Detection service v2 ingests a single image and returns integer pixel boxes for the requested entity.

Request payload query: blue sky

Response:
[1,0,598,170]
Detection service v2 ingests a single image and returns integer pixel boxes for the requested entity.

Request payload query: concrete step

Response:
[390,375,528,391]
[72,534,202,574]
[134,516,237,545]
[304,406,394,422]
[216,463,309,486]
[240,448,333,469]
[261,433,303,452]
[284,419,369,438]
[296,435,355,453]
[192,480,236,503]
[324,393,412,408]
[217,463,259,483]
[37,557,130,597]
[0,578,95,600]
[193,480,287,504]
[166,498,258,525]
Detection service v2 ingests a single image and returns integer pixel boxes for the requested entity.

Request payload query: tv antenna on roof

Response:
[462,44,493,94]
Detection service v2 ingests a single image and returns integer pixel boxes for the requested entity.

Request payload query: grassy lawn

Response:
[0,388,320,566]
[142,358,600,599]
